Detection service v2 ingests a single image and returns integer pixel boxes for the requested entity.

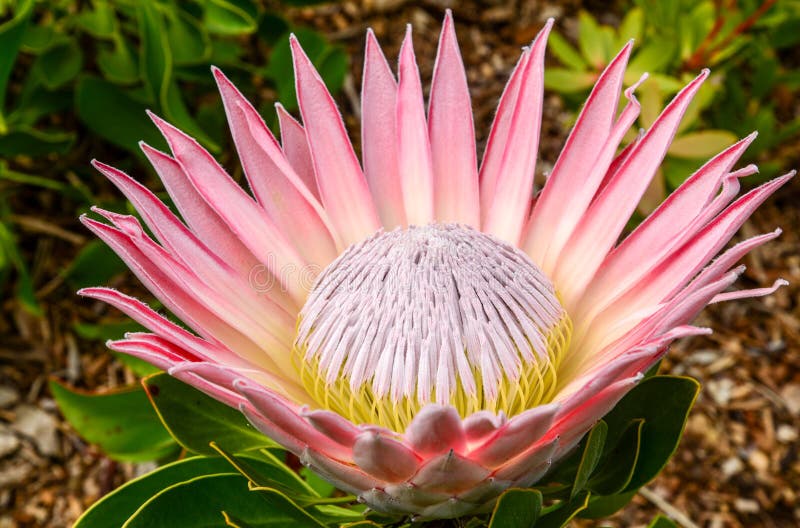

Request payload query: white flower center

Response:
[294,224,571,431]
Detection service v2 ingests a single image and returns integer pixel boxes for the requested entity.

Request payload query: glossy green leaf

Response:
[143,372,276,455]
[210,443,317,498]
[64,239,128,289]
[603,376,700,491]
[578,490,637,519]
[138,3,170,103]
[587,419,644,495]
[0,127,74,156]
[648,515,679,528]
[203,0,259,35]
[0,0,34,113]
[74,456,236,528]
[32,39,84,89]
[547,32,587,71]
[536,491,590,528]
[577,11,607,69]
[668,130,739,159]
[50,379,178,462]
[123,473,326,527]
[571,420,607,499]
[488,488,542,528]
[76,76,167,153]
[8,82,73,126]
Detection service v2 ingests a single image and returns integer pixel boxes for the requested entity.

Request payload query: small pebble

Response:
[11,405,60,457]
[0,387,19,409]
[720,456,743,478]
[776,424,798,443]
[734,498,760,514]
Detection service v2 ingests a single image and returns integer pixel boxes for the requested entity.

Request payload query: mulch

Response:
[1,1,798,527]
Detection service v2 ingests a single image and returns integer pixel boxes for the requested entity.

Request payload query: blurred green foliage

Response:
[0,0,347,313]
[546,0,799,211]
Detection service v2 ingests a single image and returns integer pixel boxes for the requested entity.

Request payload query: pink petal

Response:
[147,112,308,305]
[404,404,467,457]
[578,133,758,315]
[301,447,385,496]
[78,286,245,367]
[275,103,320,200]
[711,279,788,304]
[140,143,263,283]
[598,173,793,328]
[410,451,491,493]
[479,49,529,215]
[396,26,435,226]
[80,216,276,368]
[353,431,421,482]
[428,11,479,226]
[91,160,295,323]
[481,20,552,244]
[462,411,506,446]
[290,35,381,245]
[468,403,559,467]
[492,437,558,485]
[90,209,295,356]
[554,71,709,306]
[235,380,352,462]
[361,29,406,229]
[303,409,360,448]
[213,68,340,263]
[524,41,633,266]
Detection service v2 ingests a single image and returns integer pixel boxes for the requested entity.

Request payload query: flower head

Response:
[81,11,791,520]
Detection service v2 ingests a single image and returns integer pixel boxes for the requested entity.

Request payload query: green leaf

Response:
[488,488,542,528]
[75,1,118,39]
[64,239,128,289]
[75,76,167,153]
[603,375,700,491]
[0,127,74,156]
[571,420,607,499]
[50,380,178,462]
[547,32,587,71]
[648,515,679,528]
[143,372,276,455]
[98,38,139,85]
[210,443,317,498]
[32,39,84,89]
[544,69,598,93]
[587,419,644,495]
[73,320,145,341]
[577,11,607,69]
[578,490,637,519]
[668,130,739,159]
[20,24,57,53]
[617,7,644,46]
[0,0,34,114]
[0,218,41,315]
[122,473,326,527]
[74,456,236,528]
[165,9,211,65]
[203,0,259,35]
[536,491,590,528]
[628,38,678,75]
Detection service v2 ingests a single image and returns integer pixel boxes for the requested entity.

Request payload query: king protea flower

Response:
[80,12,791,520]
